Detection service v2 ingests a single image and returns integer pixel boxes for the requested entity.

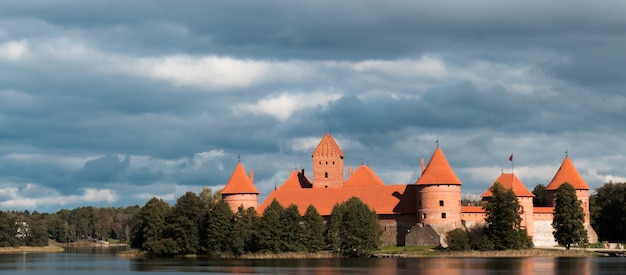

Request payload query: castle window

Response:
[439,200,444,206]
[422,213,427,219]
[324,172,328,178]
[442,213,446,219]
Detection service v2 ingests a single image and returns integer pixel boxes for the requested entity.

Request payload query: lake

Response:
[1,248,626,274]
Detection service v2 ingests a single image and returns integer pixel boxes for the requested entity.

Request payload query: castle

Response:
[220,133,598,247]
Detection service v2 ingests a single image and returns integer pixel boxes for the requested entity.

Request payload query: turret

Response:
[482,173,535,236]
[311,133,344,188]
[545,155,591,224]
[415,147,462,227]
[221,163,259,212]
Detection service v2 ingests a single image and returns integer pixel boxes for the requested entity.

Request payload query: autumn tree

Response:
[483,183,533,250]
[552,183,587,249]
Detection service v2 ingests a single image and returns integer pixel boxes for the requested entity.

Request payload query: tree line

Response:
[129,188,382,257]
[0,205,139,247]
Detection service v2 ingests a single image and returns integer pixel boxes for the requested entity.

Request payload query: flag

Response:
[509,154,513,162]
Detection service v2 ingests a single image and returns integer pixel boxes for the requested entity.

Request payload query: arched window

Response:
[324,172,328,178]
[439,200,444,206]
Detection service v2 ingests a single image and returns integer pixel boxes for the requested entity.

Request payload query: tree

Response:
[167,192,205,255]
[256,199,283,253]
[446,228,471,251]
[230,206,259,256]
[532,184,548,207]
[484,183,533,250]
[328,197,381,257]
[279,204,303,252]
[590,182,626,242]
[553,183,587,249]
[130,197,171,255]
[204,200,233,255]
[301,205,325,252]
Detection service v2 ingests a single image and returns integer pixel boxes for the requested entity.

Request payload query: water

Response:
[0,249,625,274]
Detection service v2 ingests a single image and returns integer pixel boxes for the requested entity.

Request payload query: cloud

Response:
[0,183,118,210]
[0,40,28,61]
[233,92,341,121]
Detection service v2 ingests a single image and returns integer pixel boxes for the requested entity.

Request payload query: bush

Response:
[446,228,471,251]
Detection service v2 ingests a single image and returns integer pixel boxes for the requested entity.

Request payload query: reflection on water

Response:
[0,249,625,274]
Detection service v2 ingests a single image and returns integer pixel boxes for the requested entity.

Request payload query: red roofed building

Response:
[482,173,535,237]
[221,163,259,212]
[220,134,597,247]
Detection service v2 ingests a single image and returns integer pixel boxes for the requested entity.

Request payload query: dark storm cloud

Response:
[1,0,626,211]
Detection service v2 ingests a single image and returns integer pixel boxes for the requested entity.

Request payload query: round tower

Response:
[221,163,259,213]
[545,155,591,224]
[415,147,462,227]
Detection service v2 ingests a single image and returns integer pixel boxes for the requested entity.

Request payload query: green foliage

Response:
[484,183,533,250]
[532,184,548,207]
[552,183,587,249]
[256,199,284,253]
[446,228,471,251]
[301,204,325,252]
[204,200,233,255]
[590,182,626,242]
[328,197,382,257]
[130,197,171,253]
[166,192,205,255]
[231,206,259,256]
[279,204,304,252]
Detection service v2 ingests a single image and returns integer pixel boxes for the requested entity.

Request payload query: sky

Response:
[1,0,625,213]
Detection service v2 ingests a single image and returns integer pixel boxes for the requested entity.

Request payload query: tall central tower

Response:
[312,133,344,188]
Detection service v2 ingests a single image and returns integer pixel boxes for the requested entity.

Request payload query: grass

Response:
[372,245,601,258]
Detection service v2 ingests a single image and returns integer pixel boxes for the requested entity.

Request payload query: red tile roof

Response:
[461,206,485,213]
[533,207,555,214]
[277,170,312,190]
[258,184,417,216]
[343,165,385,187]
[221,163,259,195]
[481,173,534,197]
[545,156,589,191]
[312,133,344,157]
[415,147,462,185]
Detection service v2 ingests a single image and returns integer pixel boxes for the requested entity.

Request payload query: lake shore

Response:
[118,247,603,259]
[0,245,64,254]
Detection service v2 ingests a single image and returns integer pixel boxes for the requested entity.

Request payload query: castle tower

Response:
[482,173,535,236]
[221,163,260,213]
[545,155,591,224]
[415,147,462,227]
[311,133,344,188]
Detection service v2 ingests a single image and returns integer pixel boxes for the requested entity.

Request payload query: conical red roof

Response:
[415,147,462,185]
[221,163,259,194]
[482,173,534,197]
[545,156,589,191]
[343,165,385,187]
